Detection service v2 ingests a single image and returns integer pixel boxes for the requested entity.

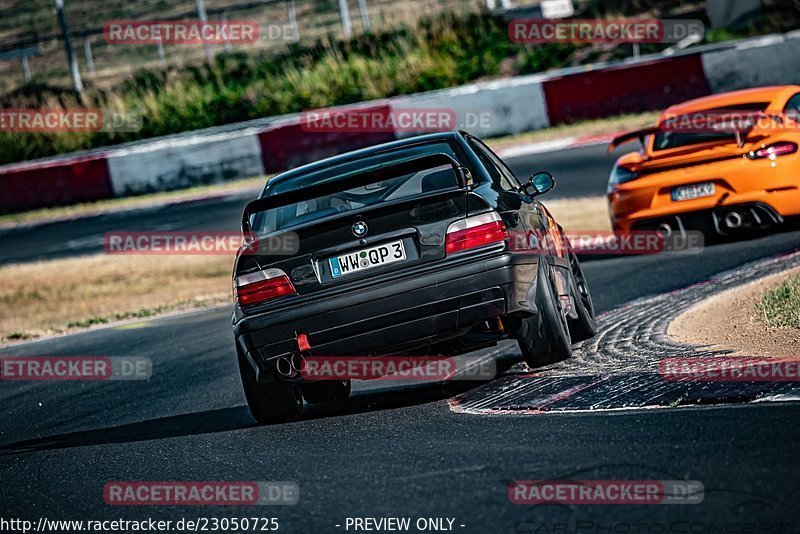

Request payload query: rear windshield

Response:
[268,141,461,194]
[652,102,769,152]
[254,163,459,234]
[652,132,735,151]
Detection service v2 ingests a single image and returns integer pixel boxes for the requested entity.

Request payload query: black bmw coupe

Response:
[233,131,597,422]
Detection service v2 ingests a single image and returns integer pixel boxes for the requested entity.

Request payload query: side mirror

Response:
[521,171,555,197]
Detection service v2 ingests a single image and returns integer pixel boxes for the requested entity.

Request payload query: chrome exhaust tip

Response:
[275,356,293,377]
[290,354,307,374]
[656,223,673,238]
[724,211,743,229]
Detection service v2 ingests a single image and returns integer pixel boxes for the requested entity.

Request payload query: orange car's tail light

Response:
[235,269,296,306]
[446,212,509,254]
[607,164,639,192]
[750,142,798,159]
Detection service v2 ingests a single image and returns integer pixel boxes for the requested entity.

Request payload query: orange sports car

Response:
[607,85,800,238]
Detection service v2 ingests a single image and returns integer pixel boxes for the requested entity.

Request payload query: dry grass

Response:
[488,111,660,152]
[545,195,610,232]
[0,196,609,344]
[0,254,233,343]
[756,274,800,329]
[669,267,800,358]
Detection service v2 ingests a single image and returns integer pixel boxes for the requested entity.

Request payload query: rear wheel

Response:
[237,346,303,424]
[567,243,597,342]
[516,259,573,368]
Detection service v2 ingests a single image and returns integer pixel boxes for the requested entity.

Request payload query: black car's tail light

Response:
[748,142,798,159]
[234,268,296,306]
[445,212,509,255]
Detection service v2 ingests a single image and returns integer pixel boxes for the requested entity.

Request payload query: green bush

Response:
[0,11,581,165]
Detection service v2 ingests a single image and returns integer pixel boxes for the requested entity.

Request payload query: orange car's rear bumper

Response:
[609,153,800,233]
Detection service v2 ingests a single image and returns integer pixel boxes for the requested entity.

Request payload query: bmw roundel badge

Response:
[352,221,368,238]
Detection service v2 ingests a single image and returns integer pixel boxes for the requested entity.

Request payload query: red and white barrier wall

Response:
[106,130,264,196]
[541,55,711,123]
[1,30,798,213]
[391,75,550,138]
[257,103,396,173]
[701,31,800,93]
[0,154,112,214]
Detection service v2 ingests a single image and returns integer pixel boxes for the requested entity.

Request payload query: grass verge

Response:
[0,195,608,344]
[669,267,800,358]
[489,111,658,152]
[0,254,233,344]
[543,195,611,232]
[756,275,800,329]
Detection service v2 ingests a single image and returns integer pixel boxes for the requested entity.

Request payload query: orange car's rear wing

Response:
[608,126,662,153]
[726,112,788,146]
[610,112,790,153]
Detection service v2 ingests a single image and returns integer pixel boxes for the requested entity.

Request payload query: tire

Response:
[237,346,303,424]
[567,243,598,342]
[516,259,573,368]
[302,380,351,404]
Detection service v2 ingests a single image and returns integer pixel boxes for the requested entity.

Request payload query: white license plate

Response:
[329,240,406,278]
[671,182,715,202]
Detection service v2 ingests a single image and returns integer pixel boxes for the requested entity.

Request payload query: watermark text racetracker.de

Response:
[104,20,259,45]
[660,357,800,382]
[300,107,494,133]
[300,355,496,381]
[509,229,704,256]
[1,109,143,133]
[660,109,800,134]
[509,18,704,44]
[103,19,300,44]
[508,465,791,533]
[104,481,298,506]
[508,480,704,505]
[0,356,151,381]
[104,231,299,256]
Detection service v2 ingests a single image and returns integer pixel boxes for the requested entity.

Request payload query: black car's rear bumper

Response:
[233,252,541,382]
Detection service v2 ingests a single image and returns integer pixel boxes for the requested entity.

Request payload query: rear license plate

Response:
[671,182,715,202]
[329,240,406,278]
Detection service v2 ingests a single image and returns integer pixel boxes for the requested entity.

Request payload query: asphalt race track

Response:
[2,143,800,531]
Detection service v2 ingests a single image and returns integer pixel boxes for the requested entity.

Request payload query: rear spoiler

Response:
[242,152,470,235]
[722,111,784,147]
[610,112,787,152]
[608,126,662,153]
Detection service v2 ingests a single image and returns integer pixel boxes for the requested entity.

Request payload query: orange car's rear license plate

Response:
[671,182,715,202]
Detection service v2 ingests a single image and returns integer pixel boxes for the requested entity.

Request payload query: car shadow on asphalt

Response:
[0,376,506,456]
